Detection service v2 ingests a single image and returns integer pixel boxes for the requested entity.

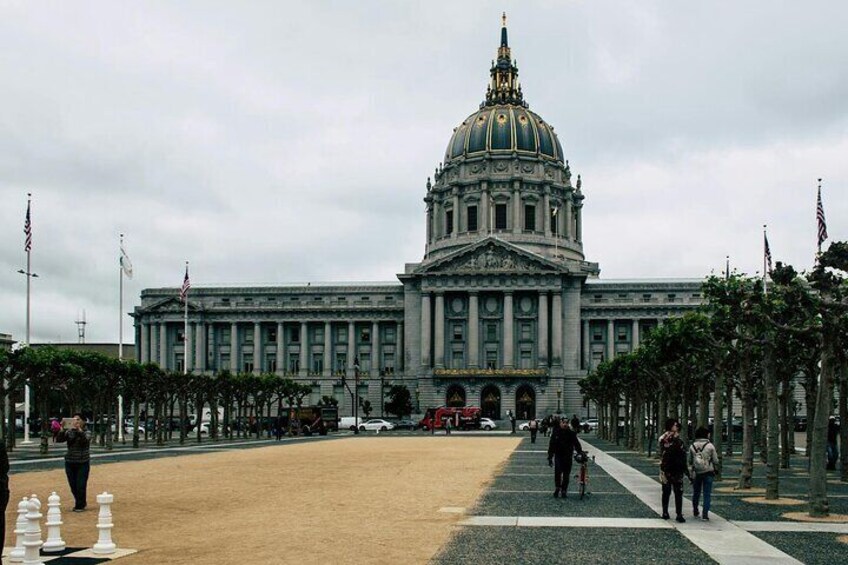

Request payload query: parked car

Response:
[479,418,497,431]
[392,419,418,431]
[518,419,540,431]
[339,417,364,431]
[360,419,395,432]
[582,419,598,433]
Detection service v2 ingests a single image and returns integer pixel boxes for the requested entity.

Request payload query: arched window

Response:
[515,385,536,420]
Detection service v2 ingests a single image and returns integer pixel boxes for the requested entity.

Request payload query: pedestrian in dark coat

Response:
[508,410,516,434]
[56,414,92,512]
[528,418,538,444]
[570,414,581,434]
[659,418,687,522]
[547,418,583,498]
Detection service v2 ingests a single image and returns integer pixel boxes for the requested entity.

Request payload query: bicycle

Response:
[574,451,591,499]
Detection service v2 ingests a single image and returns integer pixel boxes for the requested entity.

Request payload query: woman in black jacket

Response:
[547,418,584,498]
[659,418,687,522]
[56,414,92,512]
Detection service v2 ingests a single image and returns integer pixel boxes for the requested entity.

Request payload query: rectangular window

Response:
[288,354,299,373]
[291,327,300,343]
[486,351,498,370]
[667,294,677,302]
[451,351,464,369]
[176,329,185,343]
[524,204,536,231]
[385,327,396,343]
[314,327,324,343]
[593,295,603,303]
[520,323,532,341]
[467,205,478,232]
[336,353,347,374]
[220,354,229,369]
[312,354,323,374]
[223,328,231,344]
[383,353,394,372]
[592,329,603,342]
[175,357,184,373]
[486,323,498,342]
[360,353,371,373]
[642,294,652,302]
[520,351,532,369]
[618,328,628,342]
[245,331,254,343]
[268,328,277,343]
[337,327,347,343]
[452,324,463,341]
[243,360,254,373]
[360,328,370,343]
[267,356,277,373]
[445,209,454,235]
[495,204,507,229]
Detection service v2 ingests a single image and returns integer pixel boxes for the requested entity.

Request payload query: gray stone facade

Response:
[132,21,703,420]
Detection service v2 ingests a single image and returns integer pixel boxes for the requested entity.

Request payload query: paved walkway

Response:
[434,435,846,565]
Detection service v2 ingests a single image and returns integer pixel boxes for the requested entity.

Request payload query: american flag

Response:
[179,264,191,301]
[817,181,828,250]
[24,196,32,252]
[764,231,773,273]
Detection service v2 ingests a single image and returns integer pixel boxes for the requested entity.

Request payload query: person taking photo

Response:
[56,414,92,512]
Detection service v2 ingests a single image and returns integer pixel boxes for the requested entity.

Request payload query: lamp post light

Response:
[415,386,421,414]
[556,388,562,415]
[353,356,360,435]
[17,267,38,445]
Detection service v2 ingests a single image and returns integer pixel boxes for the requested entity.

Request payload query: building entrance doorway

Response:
[445,384,466,407]
[515,385,536,420]
[480,385,501,420]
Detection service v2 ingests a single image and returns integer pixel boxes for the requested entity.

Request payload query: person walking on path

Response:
[547,418,583,498]
[445,417,452,435]
[0,438,9,557]
[56,414,92,512]
[688,426,719,520]
[659,418,687,522]
[508,410,516,434]
[528,418,538,444]
[570,414,581,434]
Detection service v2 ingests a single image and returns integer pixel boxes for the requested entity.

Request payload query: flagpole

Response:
[21,193,33,445]
[725,255,730,280]
[184,261,189,376]
[763,225,768,296]
[117,234,124,442]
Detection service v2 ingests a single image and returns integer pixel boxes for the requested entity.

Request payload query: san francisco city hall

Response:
[133,21,702,421]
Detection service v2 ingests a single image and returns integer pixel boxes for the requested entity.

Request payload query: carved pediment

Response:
[418,239,559,275]
[142,297,202,314]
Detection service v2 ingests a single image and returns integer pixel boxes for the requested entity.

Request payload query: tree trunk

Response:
[105,401,113,452]
[804,370,818,460]
[698,382,710,430]
[132,399,140,448]
[779,372,791,469]
[756,397,767,464]
[196,392,204,443]
[712,364,725,478]
[809,333,835,517]
[764,341,780,500]
[39,399,49,455]
[155,401,164,447]
[738,350,755,490]
[839,362,848,483]
[726,380,734,456]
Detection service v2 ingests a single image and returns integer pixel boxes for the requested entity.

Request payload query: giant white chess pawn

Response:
[92,492,116,555]
[43,491,66,553]
[9,497,28,563]
[22,494,44,565]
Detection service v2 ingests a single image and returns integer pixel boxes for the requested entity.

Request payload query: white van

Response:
[338,417,363,431]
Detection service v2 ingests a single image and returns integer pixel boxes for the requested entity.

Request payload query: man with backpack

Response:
[688,426,719,520]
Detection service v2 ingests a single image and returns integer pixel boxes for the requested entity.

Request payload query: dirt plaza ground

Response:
[5,436,520,564]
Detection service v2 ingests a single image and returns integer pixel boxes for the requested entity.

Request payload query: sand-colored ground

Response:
[5,436,520,564]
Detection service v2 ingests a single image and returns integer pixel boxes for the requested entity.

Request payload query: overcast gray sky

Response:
[1,1,846,344]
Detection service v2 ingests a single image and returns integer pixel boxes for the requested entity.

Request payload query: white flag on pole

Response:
[120,240,133,279]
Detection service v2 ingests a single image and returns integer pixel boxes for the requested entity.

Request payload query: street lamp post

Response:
[353,357,360,435]
[556,389,562,415]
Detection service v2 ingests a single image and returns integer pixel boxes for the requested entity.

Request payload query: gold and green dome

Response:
[443,14,565,165]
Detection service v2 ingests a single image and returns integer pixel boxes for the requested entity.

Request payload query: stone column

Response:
[434,293,445,368]
[606,319,615,362]
[632,319,640,351]
[452,193,460,238]
[503,292,514,368]
[468,292,479,368]
[276,322,284,375]
[563,281,582,371]
[300,321,309,376]
[197,322,206,373]
[159,322,168,370]
[397,321,404,371]
[480,182,489,233]
[582,320,590,371]
[185,323,193,373]
[565,196,573,240]
[543,192,551,237]
[140,323,149,364]
[538,292,549,367]
[372,321,380,376]
[551,294,563,367]
[348,321,356,372]
[324,321,332,377]
[193,323,202,372]
[512,182,521,234]
[421,294,431,368]
[230,322,239,372]
[253,322,262,374]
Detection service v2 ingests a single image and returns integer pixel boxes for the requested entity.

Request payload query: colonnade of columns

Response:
[580,317,658,369]
[137,319,403,376]
[419,290,564,370]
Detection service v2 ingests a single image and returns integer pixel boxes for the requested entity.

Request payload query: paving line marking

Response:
[735,521,848,532]
[581,438,803,565]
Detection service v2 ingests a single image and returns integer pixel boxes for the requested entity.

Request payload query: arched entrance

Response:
[445,384,466,407]
[480,385,501,420]
[515,385,536,420]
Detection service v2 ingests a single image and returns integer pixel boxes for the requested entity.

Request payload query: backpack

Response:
[50,420,61,433]
[691,442,712,474]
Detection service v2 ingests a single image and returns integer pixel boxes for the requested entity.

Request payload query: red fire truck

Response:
[419,406,482,431]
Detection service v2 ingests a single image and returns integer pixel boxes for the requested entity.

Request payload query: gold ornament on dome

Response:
[497,114,507,125]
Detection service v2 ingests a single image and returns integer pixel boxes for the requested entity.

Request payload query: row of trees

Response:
[579,242,848,518]
[0,346,415,455]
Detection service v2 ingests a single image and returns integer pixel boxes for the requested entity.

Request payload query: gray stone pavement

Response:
[433,435,845,565]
